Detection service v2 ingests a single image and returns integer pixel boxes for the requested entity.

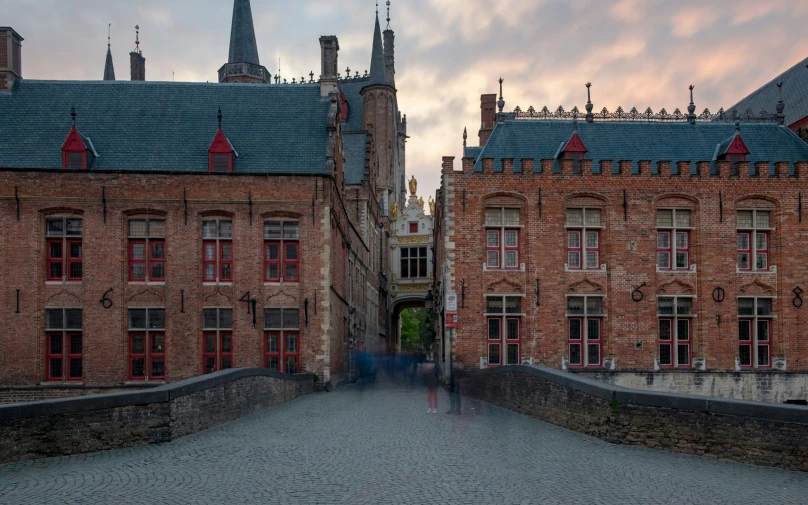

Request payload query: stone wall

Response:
[0,385,151,405]
[458,365,808,472]
[575,370,808,404]
[0,368,313,463]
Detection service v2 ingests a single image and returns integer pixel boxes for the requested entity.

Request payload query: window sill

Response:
[482,264,525,272]
[45,281,82,285]
[263,281,300,286]
[129,281,167,286]
[564,264,607,273]
[656,265,697,274]
[736,266,777,274]
[39,381,84,386]
[203,282,233,286]
[124,380,165,385]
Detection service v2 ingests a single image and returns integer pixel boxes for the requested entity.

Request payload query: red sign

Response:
[445,313,458,329]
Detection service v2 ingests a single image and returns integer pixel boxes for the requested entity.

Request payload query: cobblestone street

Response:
[0,380,806,505]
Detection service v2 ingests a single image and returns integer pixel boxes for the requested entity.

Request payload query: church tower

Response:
[361,11,399,209]
[218,0,270,84]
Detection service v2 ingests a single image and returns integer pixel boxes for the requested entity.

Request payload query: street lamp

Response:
[424,289,433,309]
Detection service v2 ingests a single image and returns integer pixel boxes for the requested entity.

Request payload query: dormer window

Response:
[208,109,236,173]
[61,125,95,169]
[558,124,588,174]
[717,122,750,164]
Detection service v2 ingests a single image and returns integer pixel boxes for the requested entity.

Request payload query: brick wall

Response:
[0,385,150,404]
[0,32,7,68]
[458,365,808,471]
[437,158,808,372]
[0,367,314,463]
[0,171,347,386]
[576,370,808,403]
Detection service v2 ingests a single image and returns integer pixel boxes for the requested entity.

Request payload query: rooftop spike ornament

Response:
[386,0,392,29]
[134,25,141,54]
[497,78,505,113]
[71,106,76,126]
[463,127,468,148]
[103,23,116,81]
[585,82,594,123]
[218,107,222,128]
[776,81,785,125]
[687,84,697,124]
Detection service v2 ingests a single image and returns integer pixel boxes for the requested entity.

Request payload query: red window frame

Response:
[756,319,771,368]
[129,332,147,380]
[657,231,672,270]
[657,230,690,271]
[129,239,147,281]
[486,229,500,269]
[754,232,769,271]
[568,316,602,368]
[586,318,602,367]
[149,333,166,380]
[204,331,218,374]
[220,241,233,281]
[675,319,691,368]
[66,239,82,281]
[203,240,217,281]
[265,331,280,371]
[149,240,166,281]
[568,318,583,367]
[46,239,64,281]
[503,229,520,270]
[738,319,753,368]
[46,332,64,381]
[66,333,83,380]
[264,242,281,282]
[283,242,300,282]
[567,229,599,270]
[486,316,520,367]
[737,232,752,272]
[658,318,673,367]
[284,332,300,373]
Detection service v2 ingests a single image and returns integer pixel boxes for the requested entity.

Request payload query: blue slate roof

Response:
[340,80,366,132]
[0,80,332,173]
[343,132,368,185]
[474,120,808,173]
[464,146,482,159]
[724,56,808,128]
[228,0,261,65]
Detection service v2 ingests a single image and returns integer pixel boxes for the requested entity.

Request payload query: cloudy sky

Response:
[5,0,808,201]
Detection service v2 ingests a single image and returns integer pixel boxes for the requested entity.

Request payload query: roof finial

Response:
[585,82,594,123]
[463,127,468,148]
[376,0,379,16]
[134,25,141,54]
[497,77,505,113]
[776,81,785,125]
[687,84,696,124]
[108,23,111,47]
[70,106,76,126]
[572,111,578,133]
[218,107,222,128]
[386,0,391,29]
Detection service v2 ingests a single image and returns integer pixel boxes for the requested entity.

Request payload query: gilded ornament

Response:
[418,197,424,209]
[408,175,417,196]
[428,196,435,215]
[391,201,398,220]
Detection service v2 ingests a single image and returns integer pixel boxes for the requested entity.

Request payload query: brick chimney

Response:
[319,35,339,96]
[479,94,497,146]
[0,27,23,91]
[130,25,145,81]
[383,29,395,88]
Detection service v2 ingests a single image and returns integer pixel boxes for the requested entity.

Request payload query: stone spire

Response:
[103,24,115,81]
[365,13,391,89]
[218,0,269,84]
[228,0,260,65]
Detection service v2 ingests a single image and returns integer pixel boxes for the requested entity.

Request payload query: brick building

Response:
[0,0,407,388]
[434,83,808,378]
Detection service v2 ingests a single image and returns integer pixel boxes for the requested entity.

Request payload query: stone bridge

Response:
[0,374,806,505]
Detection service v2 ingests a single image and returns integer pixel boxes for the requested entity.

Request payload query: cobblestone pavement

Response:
[1,379,807,505]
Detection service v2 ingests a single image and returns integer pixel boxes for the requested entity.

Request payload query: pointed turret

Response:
[364,14,391,90]
[103,46,115,81]
[218,0,269,84]
[103,25,115,81]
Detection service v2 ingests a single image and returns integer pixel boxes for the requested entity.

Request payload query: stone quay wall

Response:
[457,365,808,472]
[0,368,313,463]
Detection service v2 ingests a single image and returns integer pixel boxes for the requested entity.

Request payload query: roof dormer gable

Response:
[208,108,237,173]
[61,124,96,169]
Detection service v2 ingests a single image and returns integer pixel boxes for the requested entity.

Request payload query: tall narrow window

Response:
[737,210,771,272]
[46,218,82,281]
[485,295,522,366]
[566,208,601,270]
[657,209,691,271]
[738,297,773,368]
[128,308,166,381]
[566,296,604,367]
[129,219,166,282]
[45,308,83,382]
[202,308,233,373]
[203,219,233,282]
[264,221,300,282]
[657,297,694,368]
[264,308,300,373]
[485,208,520,270]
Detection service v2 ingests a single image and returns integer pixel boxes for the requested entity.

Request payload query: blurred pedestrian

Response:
[422,359,439,414]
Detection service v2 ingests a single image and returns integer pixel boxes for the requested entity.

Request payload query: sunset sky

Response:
[5,0,808,202]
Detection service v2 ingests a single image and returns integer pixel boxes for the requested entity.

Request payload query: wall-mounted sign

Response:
[446,292,458,312]
[446,313,458,329]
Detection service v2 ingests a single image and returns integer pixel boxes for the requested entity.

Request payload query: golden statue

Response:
[428,196,435,215]
[408,175,417,196]
[418,197,425,210]
[391,201,398,220]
